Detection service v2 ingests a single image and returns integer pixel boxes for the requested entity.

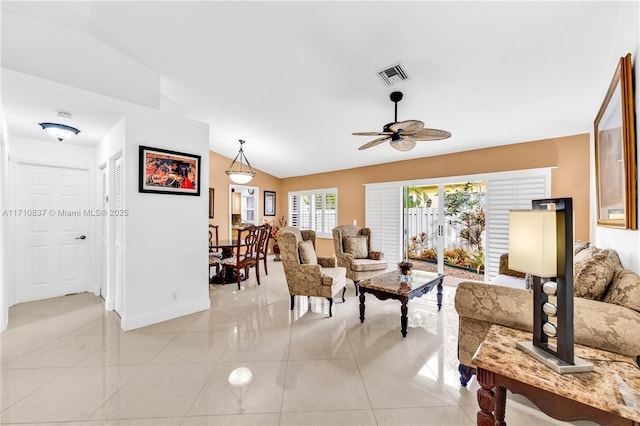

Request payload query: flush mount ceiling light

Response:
[39,123,81,141]
[226,139,256,184]
[39,112,80,141]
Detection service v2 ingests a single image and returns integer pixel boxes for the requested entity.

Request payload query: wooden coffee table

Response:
[358,270,444,337]
[473,325,640,426]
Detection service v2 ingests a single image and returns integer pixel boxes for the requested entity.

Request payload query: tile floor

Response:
[1,259,596,425]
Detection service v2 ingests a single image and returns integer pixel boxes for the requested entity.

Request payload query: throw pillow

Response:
[369,251,383,260]
[344,236,368,259]
[298,240,318,265]
[573,247,616,300]
[603,269,640,312]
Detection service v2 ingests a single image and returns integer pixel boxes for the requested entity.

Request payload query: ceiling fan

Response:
[353,91,451,151]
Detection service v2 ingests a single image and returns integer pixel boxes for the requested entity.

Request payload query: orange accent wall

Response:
[211,134,590,257]
[208,151,282,240]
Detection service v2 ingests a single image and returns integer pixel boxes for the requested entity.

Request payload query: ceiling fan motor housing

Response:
[390,91,403,103]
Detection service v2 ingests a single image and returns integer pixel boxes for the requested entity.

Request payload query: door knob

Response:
[75,235,86,240]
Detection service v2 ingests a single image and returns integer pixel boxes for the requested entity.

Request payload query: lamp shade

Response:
[227,171,255,184]
[508,210,557,277]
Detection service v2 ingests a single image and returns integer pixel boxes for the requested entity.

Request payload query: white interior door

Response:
[99,166,108,300]
[16,163,90,302]
[113,156,124,314]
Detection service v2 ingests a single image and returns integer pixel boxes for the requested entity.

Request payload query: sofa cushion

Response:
[320,265,347,286]
[344,236,368,259]
[351,258,387,272]
[574,240,590,255]
[573,247,616,300]
[298,240,318,265]
[603,269,640,312]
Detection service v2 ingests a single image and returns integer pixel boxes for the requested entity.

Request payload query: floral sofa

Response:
[454,243,640,386]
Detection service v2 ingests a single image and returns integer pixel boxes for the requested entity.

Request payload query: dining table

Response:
[210,239,247,259]
[209,239,248,284]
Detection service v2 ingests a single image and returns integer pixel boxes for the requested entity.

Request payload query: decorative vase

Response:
[398,261,413,275]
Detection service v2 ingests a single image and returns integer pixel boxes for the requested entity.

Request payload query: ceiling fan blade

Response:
[352,131,393,136]
[390,139,417,151]
[389,120,424,134]
[358,136,391,150]
[408,128,452,141]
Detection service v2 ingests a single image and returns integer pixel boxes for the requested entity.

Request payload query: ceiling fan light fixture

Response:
[38,122,81,142]
[226,139,256,184]
[391,139,416,151]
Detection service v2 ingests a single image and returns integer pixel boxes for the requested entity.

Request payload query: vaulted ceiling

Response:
[2,1,638,177]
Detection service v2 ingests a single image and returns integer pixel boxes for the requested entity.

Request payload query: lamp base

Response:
[516,341,594,374]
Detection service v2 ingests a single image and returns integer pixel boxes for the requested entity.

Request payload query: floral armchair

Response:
[279,226,347,317]
[332,225,388,295]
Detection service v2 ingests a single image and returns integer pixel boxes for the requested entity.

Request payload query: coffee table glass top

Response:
[359,270,442,295]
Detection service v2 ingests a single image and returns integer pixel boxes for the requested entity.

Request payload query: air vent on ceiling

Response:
[377,63,409,86]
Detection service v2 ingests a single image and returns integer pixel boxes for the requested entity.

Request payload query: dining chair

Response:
[255,224,271,276]
[209,224,222,282]
[220,225,260,290]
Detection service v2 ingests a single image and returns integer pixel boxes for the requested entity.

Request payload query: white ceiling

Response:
[1,1,638,178]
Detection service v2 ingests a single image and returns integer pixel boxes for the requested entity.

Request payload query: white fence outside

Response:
[406,207,483,252]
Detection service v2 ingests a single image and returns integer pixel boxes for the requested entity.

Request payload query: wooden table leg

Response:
[400,297,408,337]
[359,292,366,323]
[477,367,506,426]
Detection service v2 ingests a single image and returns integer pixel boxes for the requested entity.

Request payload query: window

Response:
[288,188,337,238]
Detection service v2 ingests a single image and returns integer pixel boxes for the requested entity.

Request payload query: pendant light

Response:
[226,139,256,184]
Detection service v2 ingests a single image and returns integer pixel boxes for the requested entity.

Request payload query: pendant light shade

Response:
[226,139,256,184]
[39,122,81,142]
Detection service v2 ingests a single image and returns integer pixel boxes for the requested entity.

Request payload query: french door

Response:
[365,169,550,282]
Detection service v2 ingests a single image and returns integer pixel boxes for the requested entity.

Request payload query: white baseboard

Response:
[120,298,211,331]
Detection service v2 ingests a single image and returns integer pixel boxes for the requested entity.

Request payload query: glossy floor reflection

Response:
[1,259,596,425]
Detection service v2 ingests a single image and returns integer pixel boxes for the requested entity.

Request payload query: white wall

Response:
[0,112,9,331]
[120,109,210,330]
[591,2,640,273]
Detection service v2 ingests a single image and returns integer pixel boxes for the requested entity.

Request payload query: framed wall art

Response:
[264,190,276,216]
[209,188,215,218]
[139,146,201,196]
[594,53,637,229]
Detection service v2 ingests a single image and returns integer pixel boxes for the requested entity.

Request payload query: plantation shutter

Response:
[323,192,337,233]
[288,189,337,238]
[289,194,299,227]
[365,184,403,264]
[114,157,124,246]
[485,171,550,281]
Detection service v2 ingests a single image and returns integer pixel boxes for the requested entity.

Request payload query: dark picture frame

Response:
[264,191,276,216]
[209,188,215,218]
[594,53,637,229]
[139,146,201,196]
